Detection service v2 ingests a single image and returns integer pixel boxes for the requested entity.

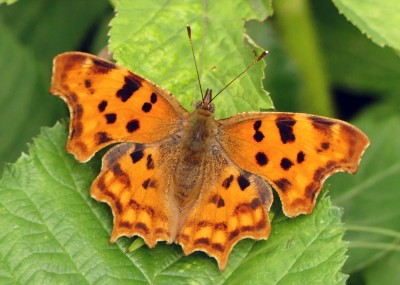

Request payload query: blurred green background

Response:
[1,0,399,284]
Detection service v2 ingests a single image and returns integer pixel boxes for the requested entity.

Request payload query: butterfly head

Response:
[196,88,215,113]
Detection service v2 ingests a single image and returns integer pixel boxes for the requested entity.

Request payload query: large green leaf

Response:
[0,122,347,284]
[109,0,273,118]
[330,103,400,275]
[332,0,400,51]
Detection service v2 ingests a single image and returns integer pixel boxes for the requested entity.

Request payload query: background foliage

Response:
[0,0,399,284]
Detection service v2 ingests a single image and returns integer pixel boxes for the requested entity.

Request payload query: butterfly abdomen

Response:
[173,109,217,210]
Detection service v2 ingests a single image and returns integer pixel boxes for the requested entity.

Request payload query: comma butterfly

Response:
[50,27,369,271]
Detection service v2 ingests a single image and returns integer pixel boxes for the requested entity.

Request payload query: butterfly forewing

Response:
[50,52,188,162]
[217,112,369,217]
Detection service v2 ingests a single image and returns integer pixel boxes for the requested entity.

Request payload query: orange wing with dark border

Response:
[217,112,369,217]
[50,52,188,162]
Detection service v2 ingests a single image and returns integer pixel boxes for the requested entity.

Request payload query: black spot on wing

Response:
[84,79,91,88]
[237,175,250,191]
[254,120,262,130]
[130,149,144,163]
[126,119,140,133]
[217,198,225,208]
[276,117,296,143]
[253,131,264,142]
[280,158,294,170]
[297,151,305,163]
[142,102,152,113]
[253,120,264,142]
[98,100,107,112]
[116,76,141,102]
[255,152,268,166]
[142,178,151,189]
[105,113,117,124]
[150,93,157,103]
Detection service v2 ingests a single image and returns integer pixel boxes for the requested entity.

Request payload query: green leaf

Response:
[0,18,67,175]
[0,0,16,5]
[223,195,347,285]
[312,0,400,102]
[0,122,347,284]
[109,0,273,118]
[364,251,400,285]
[0,0,112,172]
[330,103,400,274]
[332,0,400,51]
[0,0,112,60]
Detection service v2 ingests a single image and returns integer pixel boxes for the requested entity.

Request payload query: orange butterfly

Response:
[50,29,369,271]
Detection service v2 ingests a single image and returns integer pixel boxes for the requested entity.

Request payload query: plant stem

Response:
[274,0,335,117]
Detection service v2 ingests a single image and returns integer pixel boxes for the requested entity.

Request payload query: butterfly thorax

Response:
[173,101,217,211]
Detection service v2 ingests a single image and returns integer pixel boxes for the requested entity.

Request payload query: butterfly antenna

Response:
[211,50,268,102]
[187,25,204,100]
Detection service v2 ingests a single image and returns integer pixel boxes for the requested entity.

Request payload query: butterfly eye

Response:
[208,103,215,113]
[195,101,203,109]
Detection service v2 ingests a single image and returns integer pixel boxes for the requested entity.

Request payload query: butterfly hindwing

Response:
[217,112,369,217]
[177,154,273,270]
[50,52,188,162]
[91,142,180,247]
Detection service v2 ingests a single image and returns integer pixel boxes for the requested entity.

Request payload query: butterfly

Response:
[50,34,369,271]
